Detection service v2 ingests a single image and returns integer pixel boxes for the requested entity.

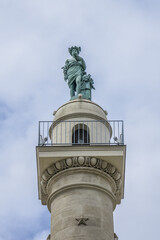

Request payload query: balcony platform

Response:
[36,144,126,204]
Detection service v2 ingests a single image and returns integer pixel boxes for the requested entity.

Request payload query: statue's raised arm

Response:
[62,46,95,101]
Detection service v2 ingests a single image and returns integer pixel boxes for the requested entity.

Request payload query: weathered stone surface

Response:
[37,156,119,240]
[41,159,117,240]
[36,98,126,240]
[41,157,121,202]
[53,99,107,122]
[36,145,126,205]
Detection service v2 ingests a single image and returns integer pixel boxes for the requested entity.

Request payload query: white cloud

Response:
[31,230,50,240]
[0,0,160,240]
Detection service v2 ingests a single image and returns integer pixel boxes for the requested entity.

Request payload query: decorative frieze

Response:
[40,157,121,200]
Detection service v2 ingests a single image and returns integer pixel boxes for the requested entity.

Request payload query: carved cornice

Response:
[40,157,121,204]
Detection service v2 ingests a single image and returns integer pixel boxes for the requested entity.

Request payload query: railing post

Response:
[105,120,106,144]
[74,122,75,144]
[78,122,80,144]
[91,121,93,144]
[56,121,57,144]
[65,121,66,144]
[61,121,62,144]
[43,122,44,144]
[122,121,124,144]
[96,121,97,144]
[47,122,48,145]
[100,121,102,144]
[83,122,84,144]
[69,122,72,143]
[38,121,40,145]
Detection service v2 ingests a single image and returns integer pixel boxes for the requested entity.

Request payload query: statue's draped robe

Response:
[65,58,84,88]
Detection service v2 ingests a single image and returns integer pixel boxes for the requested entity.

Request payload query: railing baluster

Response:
[109,122,110,144]
[96,121,97,144]
[87,121,88,144]
[100,121,102,144]
[38,122,40,145]
[118,121,119,143]
[56,121,57,144]
[65,121,66,144]
[74,122,75,144]
[91,121,93,144]
[51,122,53,145]
[83,121,84,144]
[61,121,62,144]
[113,121,115,144]
[43,122,44,144]
[122,121,124,144]
[47,122,48,145]
[105,121,106,144]
[78,122,80,144]
[69,122,72,143]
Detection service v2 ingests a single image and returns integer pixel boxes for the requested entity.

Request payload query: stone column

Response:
[36,99,126,240]
[41,157,121,240]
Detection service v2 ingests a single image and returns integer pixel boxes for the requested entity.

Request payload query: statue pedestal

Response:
[70,77,93,101]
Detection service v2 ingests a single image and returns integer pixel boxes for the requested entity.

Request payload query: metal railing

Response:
[38,120,124,146]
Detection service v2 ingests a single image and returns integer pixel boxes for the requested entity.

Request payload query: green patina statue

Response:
[62,46,95,100]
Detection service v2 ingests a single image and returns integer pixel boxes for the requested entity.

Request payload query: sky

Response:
[0,0,160,239]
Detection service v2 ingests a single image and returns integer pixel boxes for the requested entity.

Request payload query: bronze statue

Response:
[62,46,95,100]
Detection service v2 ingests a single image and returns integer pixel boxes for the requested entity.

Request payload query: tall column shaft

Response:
[46,158,117,240]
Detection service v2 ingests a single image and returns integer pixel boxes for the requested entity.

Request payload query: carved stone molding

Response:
[40,157,121,202]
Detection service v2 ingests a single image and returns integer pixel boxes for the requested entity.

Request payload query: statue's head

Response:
[68,46,81,56]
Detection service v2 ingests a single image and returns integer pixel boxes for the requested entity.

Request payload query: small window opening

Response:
[72,124,90,144]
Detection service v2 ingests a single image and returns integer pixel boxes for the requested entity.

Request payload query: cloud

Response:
[31,230,50,240]
[0,0,160,240]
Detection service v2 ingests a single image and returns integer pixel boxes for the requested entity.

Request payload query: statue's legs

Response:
[70,83,75,97]
[76,76,81,94]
